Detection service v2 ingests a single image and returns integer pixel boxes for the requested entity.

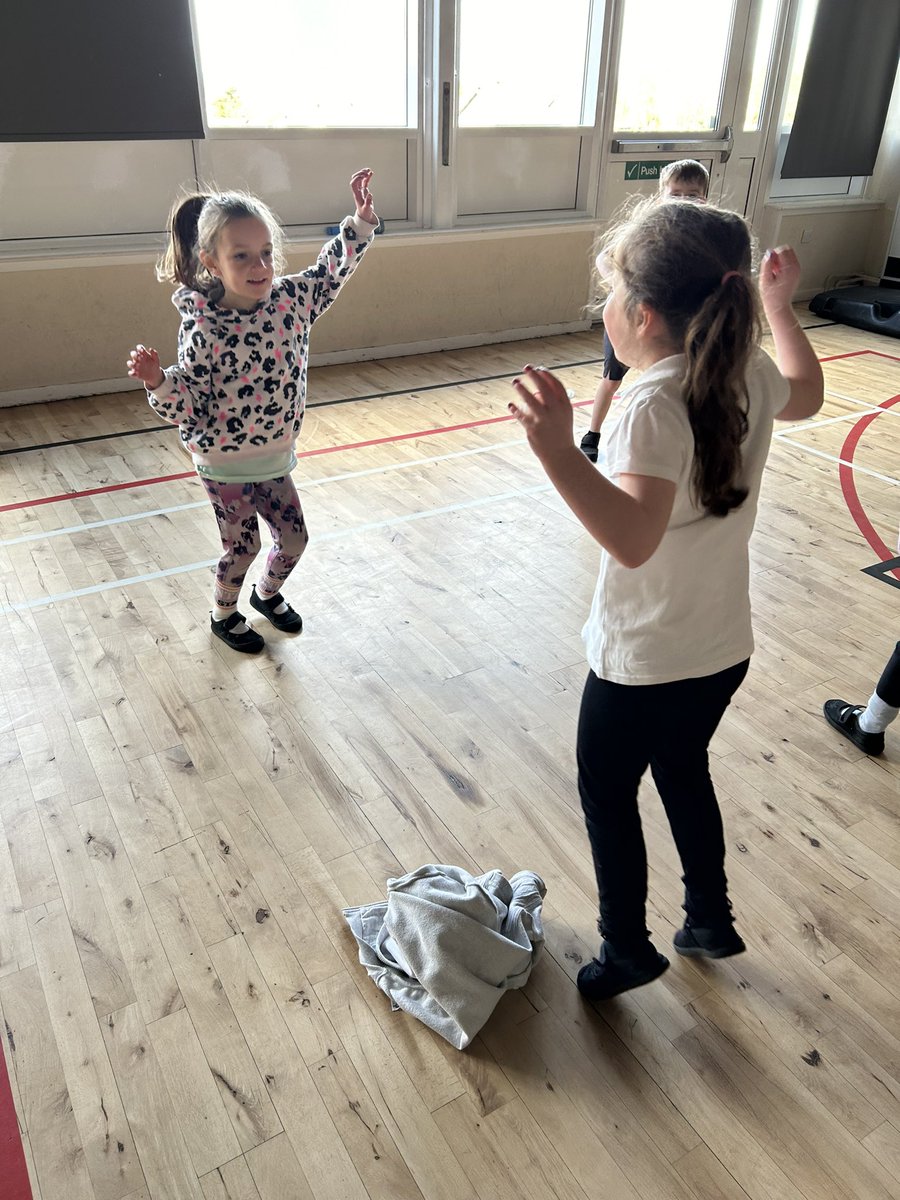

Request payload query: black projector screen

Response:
[0,1,204,141]
[782,0,900,179]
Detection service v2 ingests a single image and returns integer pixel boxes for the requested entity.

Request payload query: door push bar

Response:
[612,125,734,163]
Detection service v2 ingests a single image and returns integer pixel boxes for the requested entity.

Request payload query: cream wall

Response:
[756,201,886,297]
[0,226,596,402]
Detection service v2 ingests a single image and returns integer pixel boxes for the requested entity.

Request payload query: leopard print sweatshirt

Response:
[147,213,376,483]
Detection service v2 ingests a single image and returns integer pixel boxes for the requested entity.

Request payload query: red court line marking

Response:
[0,402,593,514]
[0,1039,31,1200]
[838,392,900,579]
[0,471,195,513]
[818,349,900,363]
[4,348,897,515]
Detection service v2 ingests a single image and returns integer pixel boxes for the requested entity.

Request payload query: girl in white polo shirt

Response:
[509,199,823,1000]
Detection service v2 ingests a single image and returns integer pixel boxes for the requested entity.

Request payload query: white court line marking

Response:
[774,392,900,438]
[0,436,530,548]
[0,482,554,614]
[773,435,900,487]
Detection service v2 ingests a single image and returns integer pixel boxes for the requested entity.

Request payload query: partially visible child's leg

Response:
[860,640,900,731]
[647,659,749,957]
[580,331,628,462]
[202,479,265,652]
[824,639,900,754]
[575,671,669,999]
[588,377,618,431]
[249,476,309,632]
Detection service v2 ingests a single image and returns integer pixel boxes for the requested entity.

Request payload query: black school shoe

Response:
[823,698,884,756]
[673,920,746,959]
[210,611,265,654]
[249,588,303,633]
[579,430,600,463]
[576,941,669,1001]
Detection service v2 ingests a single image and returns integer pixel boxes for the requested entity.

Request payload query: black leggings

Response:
[576,659,749,952]
[875,641,900,706]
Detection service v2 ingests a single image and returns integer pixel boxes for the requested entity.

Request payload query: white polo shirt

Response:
[582,348,790,685]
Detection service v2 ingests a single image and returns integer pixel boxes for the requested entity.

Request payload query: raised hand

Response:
[759,246,801,319]
[127,344,165,390]
[509,365,575,462]
[350,168,377,225]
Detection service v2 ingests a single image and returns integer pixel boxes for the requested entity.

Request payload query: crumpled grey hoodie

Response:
[343,864,546,1050]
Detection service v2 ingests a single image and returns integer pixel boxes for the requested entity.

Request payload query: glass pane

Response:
[614,0,734,131]
[781,0,819,127]
[743,0,780,131]
[194,0,416,128]
[458,0,592,127]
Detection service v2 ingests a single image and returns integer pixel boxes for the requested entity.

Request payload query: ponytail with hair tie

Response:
[155,189,285,299]
[597,199,760,518]
[157,192,212,290]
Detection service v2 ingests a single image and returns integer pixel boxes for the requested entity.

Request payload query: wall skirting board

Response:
[0,319,593,408]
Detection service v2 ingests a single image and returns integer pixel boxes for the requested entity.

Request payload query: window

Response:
[193,0,418,128]
[767,0,868,199]
[457,0,594,127]
[743,0,779,131]
[613,0,734,131]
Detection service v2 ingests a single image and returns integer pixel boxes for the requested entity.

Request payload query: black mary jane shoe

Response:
[249,588,303,633]
[823,698,884,756]
[210,611,265,654]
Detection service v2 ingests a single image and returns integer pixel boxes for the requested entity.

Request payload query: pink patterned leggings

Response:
[201,476,309,612]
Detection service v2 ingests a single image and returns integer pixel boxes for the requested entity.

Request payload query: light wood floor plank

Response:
[3,322,900,1199]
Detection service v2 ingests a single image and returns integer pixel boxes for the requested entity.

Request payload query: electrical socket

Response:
[801,228,813,244]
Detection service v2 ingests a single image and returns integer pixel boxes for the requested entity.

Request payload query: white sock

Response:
[255,586,288,615]
[858,691,899,734]
[213,604,249,633]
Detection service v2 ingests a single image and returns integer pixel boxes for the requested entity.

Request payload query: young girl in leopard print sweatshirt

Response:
[127,170,377,653]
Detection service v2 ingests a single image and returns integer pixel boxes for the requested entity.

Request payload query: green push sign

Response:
[624,161,670,181]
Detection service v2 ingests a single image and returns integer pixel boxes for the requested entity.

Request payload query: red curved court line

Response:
[838,392,900,578]
[0,1040,31,1200]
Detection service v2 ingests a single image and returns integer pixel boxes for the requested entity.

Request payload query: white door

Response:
[600,0,791,224]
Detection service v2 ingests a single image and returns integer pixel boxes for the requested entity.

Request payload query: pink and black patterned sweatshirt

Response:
[147,214,376,483]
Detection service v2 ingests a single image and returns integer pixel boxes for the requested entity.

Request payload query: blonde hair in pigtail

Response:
[598,199,760,517]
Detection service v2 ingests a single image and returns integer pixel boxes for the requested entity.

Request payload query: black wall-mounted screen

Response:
[0,1,204,141]
[782,0,900,179]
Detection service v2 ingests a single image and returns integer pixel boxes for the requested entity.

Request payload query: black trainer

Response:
[576,941,669,1001]
[249,588,303,633]
[673,921,746,959]
[210,611,265,654]
[579,430,600,463]
[823,698,884,755]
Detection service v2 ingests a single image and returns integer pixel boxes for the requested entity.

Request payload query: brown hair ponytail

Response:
[598,199,761,517]
[156,189,286,295]
[157,193,211,289]
[683,271,758,515]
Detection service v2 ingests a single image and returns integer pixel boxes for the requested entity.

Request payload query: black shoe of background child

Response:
[823,698,884,756]
[576,940,669,1001]
[579,430,601,463]
[210,611,265,654]
[249,588,303,633]
[673,920,746,959]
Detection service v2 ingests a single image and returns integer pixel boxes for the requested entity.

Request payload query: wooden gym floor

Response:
[1,311,900,1200]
